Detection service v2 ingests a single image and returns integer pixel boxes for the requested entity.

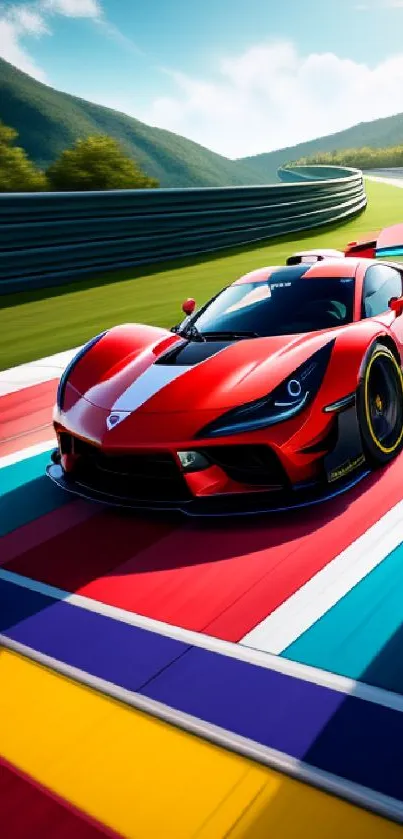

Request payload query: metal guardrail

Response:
[276,165,359,182]
[0,166,366,294]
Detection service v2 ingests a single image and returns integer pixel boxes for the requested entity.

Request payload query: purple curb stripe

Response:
[146,648,344,757]
[3,577,403,805]
[140,647,403,804]
[0,579,190,689]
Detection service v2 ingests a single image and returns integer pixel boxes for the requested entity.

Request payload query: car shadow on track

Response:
[1,456,400,646]
[0,475,71,538]
[1,459,398,575]
[91,459,397,573]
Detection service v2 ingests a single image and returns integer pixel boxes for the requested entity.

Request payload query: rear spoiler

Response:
[344,223,403,259]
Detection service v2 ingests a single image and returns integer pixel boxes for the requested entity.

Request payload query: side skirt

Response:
[324,404,366,485]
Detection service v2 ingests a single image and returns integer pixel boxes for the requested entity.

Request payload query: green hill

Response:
[0,58,259,189]
[239,112,403,182]
[3,56,403,188]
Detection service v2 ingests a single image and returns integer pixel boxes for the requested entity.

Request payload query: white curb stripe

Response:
[0,347,81,396]
[0,440,55,470]
[241,498,403,654]
[3,567,403,713]
[1,634,403,825]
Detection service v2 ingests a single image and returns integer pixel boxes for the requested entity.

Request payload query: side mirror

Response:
[182,298,196,316]
[389,296,403,316]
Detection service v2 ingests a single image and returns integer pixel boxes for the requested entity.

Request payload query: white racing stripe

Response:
[110,364,191,412]
[241,498,403,654]
[0,346,193,409]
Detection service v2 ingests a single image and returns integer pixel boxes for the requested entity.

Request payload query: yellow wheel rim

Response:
[364,349,403,454]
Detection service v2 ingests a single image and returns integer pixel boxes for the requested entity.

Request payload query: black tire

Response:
[357,342,403,467]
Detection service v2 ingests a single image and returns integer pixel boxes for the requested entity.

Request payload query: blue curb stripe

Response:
[0,451,69,536]
[283,542,403,695]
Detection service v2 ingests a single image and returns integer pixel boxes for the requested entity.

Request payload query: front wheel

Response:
[356,343,403,467]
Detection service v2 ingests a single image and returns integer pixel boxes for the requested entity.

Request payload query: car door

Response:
[361,263,403,350]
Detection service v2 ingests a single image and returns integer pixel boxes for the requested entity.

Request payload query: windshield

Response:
[189,277,355,337]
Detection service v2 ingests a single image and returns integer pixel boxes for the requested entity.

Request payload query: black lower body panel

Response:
[46,461,370,518]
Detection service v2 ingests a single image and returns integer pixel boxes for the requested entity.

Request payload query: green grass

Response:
[1,179,402,370]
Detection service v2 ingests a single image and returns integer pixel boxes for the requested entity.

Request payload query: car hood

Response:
[73,329,338,415]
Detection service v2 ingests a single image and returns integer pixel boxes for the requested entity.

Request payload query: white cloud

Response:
[357,1,403,7]
[41,0,101,18]
[0,5,50,81]
[0,0,103,82]
[136,41,403,158]
[0,19,47,79]
[94,16,142,55]
[10,6,49,34]
[0,1,140,85]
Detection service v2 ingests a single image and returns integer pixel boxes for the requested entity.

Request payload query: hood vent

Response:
[156,339,232,367]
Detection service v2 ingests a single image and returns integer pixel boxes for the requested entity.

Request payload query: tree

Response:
[0,121,48,192]
[286,144,403,171]
[46,135,159,191]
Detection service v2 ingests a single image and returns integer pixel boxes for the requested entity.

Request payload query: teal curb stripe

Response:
[0,450,69,536]
[282,542,403,695]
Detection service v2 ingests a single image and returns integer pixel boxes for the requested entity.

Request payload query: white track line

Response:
[0,347,81,396]
[3,567,403,713]
[365,174,403,189]
[0,440,55,470]
[1,634,402,825]
[241,498,403,654]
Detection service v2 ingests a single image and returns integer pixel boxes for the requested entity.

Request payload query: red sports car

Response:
[47,225,403,515]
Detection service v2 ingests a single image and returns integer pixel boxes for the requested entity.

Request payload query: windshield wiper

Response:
[171,323,206,342]
[200,330,259,340]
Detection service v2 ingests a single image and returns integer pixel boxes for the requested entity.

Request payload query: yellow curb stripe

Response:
[0,649,400,838]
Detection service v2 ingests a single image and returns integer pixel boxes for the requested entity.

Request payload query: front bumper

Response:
[47,400,369,517]
[46,459,370,517]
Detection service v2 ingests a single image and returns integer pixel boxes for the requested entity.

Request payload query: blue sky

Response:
[1,0,403,157]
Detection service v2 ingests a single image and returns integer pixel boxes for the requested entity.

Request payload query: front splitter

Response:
[46,462,371,518]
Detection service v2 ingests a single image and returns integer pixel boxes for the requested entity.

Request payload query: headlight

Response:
[198,340,335,437]
[57,331,107,411]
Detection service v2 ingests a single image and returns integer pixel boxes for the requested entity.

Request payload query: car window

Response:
[189,277,355,337]
[362,265,402,318]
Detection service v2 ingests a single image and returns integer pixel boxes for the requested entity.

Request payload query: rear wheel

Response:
[357,343,403,467]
